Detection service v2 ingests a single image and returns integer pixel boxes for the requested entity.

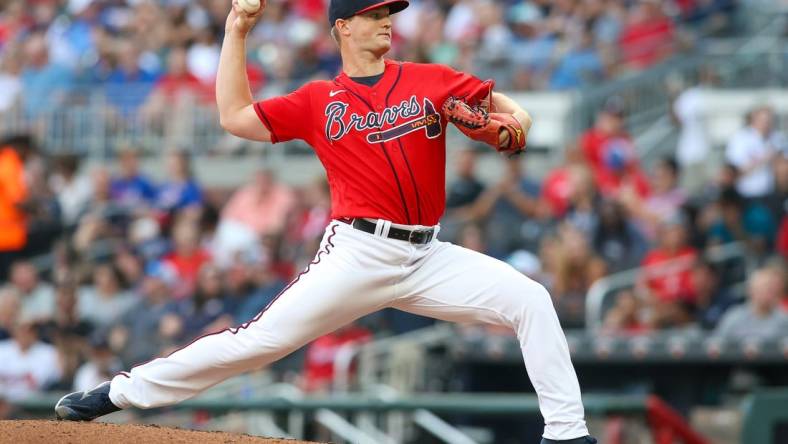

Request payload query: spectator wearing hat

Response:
[579,99,650,199]
[715,266,788,341]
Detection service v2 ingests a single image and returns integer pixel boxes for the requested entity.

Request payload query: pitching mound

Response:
[0,420,321,444]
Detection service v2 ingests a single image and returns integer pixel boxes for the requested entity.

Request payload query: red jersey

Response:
[640,247,698,303]
[254,59,493,225]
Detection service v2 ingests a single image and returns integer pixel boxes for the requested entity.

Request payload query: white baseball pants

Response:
[109,220,588,440]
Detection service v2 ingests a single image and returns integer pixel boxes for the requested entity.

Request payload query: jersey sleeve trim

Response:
[253,101,279,144]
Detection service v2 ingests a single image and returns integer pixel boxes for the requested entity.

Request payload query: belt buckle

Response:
[408,228,433,244]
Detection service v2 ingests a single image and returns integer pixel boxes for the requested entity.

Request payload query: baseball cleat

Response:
[54,381,121,421]
[541,436,597,444]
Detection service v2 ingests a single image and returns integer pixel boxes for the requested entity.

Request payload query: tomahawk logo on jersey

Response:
[324,95,441,144]
[253,60,493,226]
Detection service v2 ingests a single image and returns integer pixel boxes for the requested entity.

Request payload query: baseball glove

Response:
[442,97,527,156]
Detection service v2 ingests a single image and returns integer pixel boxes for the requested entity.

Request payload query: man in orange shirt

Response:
[0,135,31,279]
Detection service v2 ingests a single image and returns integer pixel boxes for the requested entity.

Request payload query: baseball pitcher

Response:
[56,1,595,443]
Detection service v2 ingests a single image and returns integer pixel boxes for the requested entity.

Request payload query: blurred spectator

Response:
[0,288,20,341]
[161,219,212,299]
[764,154,788,223]
[214,168,295,267]
[155,150,203,214]
[706,187,777,257]
[549,28,604,90]
[49,154,93,226]
[234,259,287,324]
[472,157,540,257]
[725,106,785,198]
[10,260,55,324]
[0,136,30,277]
[541,147,587,218]
[72,167,128,253]
[602,289,648,335]
[580,99,650,198]
[105,40,159,114]
[592,199,648,272]
[618,0,674,70]
[442,148,485,241]
[639,215,698,305]
[40,281,93,342]
[19,32,75,118]
[77,263,137,329]
[286,177,332,252]
[0,316,62,401]
[142,46,209,117]
[446,148,485,218]
[0,48,22,112]
[174,264,233,338]
[620,157,686,240]
[110,261,177,365]
[672,71,714,193]
[715,266,788,341]
[110,148,158,211]
[302,322,372,393]
[778,217,788,261]
[39,281,93,389]
[691,259,741,330]
[563,164,600,238]
[546,223,607,328]
[73,334,123,392]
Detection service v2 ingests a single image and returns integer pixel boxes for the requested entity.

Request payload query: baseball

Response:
[238,0,260,14]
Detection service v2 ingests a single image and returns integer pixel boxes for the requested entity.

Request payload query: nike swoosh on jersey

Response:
[329,90,346,97]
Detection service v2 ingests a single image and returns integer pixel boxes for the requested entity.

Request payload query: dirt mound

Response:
[0,420,321,444]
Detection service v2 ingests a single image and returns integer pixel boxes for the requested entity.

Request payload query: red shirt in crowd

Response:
[777,216,788,261]
[255,59,493,226]
[162,249,212,299]
[640,247,698,303]
[619,16,674,68]
[542,168,574,217]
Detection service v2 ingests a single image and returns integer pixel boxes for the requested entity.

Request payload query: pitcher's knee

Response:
[509,280,557,323]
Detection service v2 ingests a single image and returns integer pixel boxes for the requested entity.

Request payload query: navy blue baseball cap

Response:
[328,0,409,27]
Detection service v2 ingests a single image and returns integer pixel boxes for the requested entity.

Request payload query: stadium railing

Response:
[13,391,712,444]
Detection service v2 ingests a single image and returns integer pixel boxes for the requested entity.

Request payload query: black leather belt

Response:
[338,218,435,245]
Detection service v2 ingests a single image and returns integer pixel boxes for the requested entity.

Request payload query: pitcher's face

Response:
[344,6,392,55]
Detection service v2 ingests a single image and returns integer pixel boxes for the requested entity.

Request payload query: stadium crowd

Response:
[0,0,785,414]
[0,0,738,118]
[0,100,786,404]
